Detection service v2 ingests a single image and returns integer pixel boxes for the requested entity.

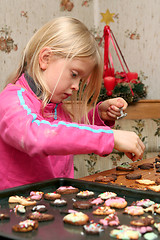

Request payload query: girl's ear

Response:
[39,47,52,70]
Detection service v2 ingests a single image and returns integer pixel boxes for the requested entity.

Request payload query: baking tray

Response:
[0,178,160,240]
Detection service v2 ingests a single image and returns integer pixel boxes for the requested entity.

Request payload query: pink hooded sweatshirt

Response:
[0,74,114,190]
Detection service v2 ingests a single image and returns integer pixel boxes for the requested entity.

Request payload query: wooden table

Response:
[80,156,160,191]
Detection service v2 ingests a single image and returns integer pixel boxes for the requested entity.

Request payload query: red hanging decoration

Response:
[102,25,138,96]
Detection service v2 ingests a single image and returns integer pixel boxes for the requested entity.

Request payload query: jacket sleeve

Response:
[87,102,115,127]
[0,86,114,158]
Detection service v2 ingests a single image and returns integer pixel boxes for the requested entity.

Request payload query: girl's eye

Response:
[72,71,78,78]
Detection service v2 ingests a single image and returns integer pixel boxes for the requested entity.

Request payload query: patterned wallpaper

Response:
[0,0,160,99]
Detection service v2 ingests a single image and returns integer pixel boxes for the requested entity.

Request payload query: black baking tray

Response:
[0,178,160,240]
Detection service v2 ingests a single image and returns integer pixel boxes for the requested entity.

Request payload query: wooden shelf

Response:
[64,100,160,120]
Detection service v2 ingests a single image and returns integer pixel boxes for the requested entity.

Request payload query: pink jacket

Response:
[0,74,114,189]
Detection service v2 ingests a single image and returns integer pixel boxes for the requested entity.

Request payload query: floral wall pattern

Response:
[0,0,160,99]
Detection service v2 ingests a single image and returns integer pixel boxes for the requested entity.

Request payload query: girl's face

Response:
[42,56,95,103]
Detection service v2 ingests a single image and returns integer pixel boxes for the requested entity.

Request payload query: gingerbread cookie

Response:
[27,212,54,221]
[44,192,61,200]
[104,197,127,209]
[92,206,115,215]
[83,222,104,235]
[124,206,144,216]
[138,163,154,170]
[63,212,89,225]
[73,200,92,210]
[99,213,119,226]
[95,175,117,183]
[126,173,142,180]
[50,199,67,207]
[98,191,117,200]
[9,195,37,206]
[56,186,79,195]
[12,219,38,232]
[76,190,94,199]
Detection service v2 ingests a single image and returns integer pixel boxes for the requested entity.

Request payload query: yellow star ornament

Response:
[101,9,115,25]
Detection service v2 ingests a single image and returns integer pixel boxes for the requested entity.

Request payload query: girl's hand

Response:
[98,97,128,122]
[113,129,145,161]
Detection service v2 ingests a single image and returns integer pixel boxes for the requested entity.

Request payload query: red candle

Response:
[126,72,138,81]
[104,76,116,96]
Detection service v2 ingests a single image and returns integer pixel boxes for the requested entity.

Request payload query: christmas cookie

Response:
[29,191,44,201]
[147,185,160,192]
[130,226,153,234]
[9,195,37,206]
[0,213,10,220]
[134,199,155,208]
[104,197,127,209]
[76,190,94,199]
[44,192,61,200]
[124,206,144,216]
[130,216,154,226]
[50,199,67,207]
[126,173,142,180]
[143,232,158,240]
[90,197,104,206]
[73,200,92,210]
[138,163,154,170]
[95,175,117,183]
[27,212,54,221]
[32,205,47,213]
[83,222,104,235]
[154,223,160,232]
[63,212,89,226]
[14,205,26,214]
[135,179,155,185]
[12,219,38,232]
[116,162,134,171]
[99,213,119,226]
[110,227,141,240]
[92,206,115,215]
[56,186,79,194]
[98,191,117,200]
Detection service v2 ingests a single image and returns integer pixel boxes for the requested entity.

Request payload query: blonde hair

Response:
[7,16,103,124]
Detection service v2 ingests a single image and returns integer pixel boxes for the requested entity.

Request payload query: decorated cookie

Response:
[9,195,37,206]
[50,199,67,207]
[104,197,127,209]
[130,216,154,226]
[154,222,160,232]
[135,179,155,185]
[134,199,155,208]
[110,227,141,240]
[14,205,26,214]
[0,213,10,220]
[44,192,61,200]
[56,186,79,194]
[124,206,144,216]
[83,222,104,235]
[144,204,160,214]
[116,162,134,171]
[130,226,153,234]
[63,212,89,225]
[29,191,44,201]
[143,232,158,240]
[76,190,94,199]
[12,219,38,232]
[98,191,117,200]
[99,213,119,226]
[27,212,54,221]
[73,200,92,210]
[92,206,115,215]
[32,205,47,213]
[90,197,104,206]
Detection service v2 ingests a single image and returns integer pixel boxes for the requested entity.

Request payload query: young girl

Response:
[0,16,145,190]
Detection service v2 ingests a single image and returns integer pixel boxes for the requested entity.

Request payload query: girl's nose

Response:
[71,79,80,91]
